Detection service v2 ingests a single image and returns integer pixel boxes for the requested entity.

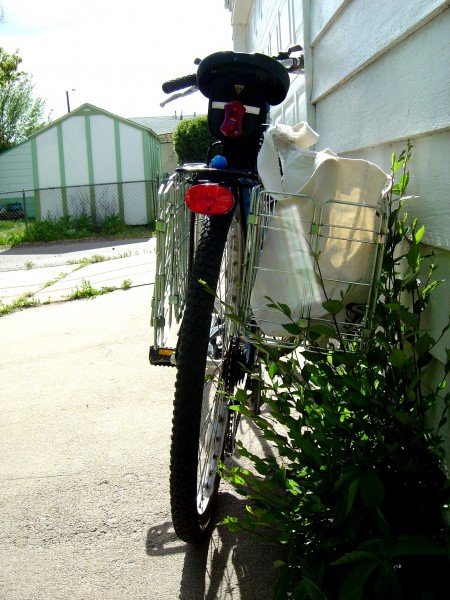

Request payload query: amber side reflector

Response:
[186,184,234,216]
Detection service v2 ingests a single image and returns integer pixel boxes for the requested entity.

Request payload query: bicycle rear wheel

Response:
[170,209,245,543]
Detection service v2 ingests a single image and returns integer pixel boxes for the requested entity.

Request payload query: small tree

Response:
[0,47,50,152]
[172,115,212,164]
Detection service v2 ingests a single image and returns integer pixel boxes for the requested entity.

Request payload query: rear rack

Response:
[150,173,195,365]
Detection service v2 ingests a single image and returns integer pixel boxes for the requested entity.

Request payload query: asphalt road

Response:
[0,243,279,600]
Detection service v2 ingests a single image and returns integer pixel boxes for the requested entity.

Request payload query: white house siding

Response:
[119,123,147,225]
[230,0,308,126]
[0,142,36,218]
[90,115,117,183]
[62,117,90,186]
[228,0,450,462]
[0,141,33,193]
[35,128,64,220]
[309,2,450,365]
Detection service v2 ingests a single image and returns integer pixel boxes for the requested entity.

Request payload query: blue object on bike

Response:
[211,155,228,169]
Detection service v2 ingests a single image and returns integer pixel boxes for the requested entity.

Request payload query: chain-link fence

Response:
[0,180,160,226]
[0,190,32,222]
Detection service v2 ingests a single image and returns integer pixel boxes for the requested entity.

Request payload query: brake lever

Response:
[275,45,303,60]
[160,86,198,107]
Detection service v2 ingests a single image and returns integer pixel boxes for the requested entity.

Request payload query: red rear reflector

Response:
[186,184,234,215]
[220,101,247,138]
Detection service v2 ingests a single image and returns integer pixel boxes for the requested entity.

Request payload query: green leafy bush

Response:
[173,115,213,164]
[221,143,450,599]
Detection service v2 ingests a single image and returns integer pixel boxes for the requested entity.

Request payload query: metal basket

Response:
[240,188,387,351]
[151,172,199,353]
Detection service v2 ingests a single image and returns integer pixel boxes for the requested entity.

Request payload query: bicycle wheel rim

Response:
[197,215,243,515]
[170,210,244,542]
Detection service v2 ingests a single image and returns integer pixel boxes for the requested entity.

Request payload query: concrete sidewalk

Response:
[0,237,156,306]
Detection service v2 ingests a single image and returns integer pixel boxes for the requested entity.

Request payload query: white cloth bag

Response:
[250,122,388,337]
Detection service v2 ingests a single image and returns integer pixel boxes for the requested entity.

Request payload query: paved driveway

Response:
[0,240,279,599]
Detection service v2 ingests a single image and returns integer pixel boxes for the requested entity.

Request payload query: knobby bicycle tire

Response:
[170,209,245,543]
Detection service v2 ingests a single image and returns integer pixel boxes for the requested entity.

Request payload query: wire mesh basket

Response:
[151,172,199,353]
[240,188,388,351]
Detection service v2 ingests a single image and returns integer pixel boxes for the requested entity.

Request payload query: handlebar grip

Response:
[162,74,197,94]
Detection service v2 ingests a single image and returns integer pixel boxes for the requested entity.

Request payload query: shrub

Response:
[173,115,212,164]
[221,143,450,599]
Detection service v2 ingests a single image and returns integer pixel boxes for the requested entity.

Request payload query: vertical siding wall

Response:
[90,116,118,183]
[233,0,450,462]
[0,142,34,193]
[243,0,307,125]
[309,1,450,363]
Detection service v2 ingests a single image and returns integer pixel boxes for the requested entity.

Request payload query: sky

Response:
[1,0,233,121]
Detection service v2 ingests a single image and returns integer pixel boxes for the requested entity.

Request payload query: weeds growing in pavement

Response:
[0,292,40,316]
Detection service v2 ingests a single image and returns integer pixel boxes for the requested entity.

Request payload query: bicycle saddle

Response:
[197,51,290,106]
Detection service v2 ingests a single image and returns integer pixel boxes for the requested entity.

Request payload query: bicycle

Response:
[149,47,387,543]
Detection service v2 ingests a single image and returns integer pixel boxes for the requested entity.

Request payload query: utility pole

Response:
[66,89,76,113]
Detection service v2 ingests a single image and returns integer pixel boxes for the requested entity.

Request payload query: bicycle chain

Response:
[222,335,246,391]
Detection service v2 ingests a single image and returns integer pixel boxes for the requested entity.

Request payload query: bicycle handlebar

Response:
[161,46,304,96]
[162,73,198,94]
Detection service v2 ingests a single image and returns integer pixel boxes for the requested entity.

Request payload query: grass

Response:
[0,276,135,317]
[64,279,133,300]
[67,251,132,268]
[42,273,68,288]
[0,220,27,246]
[0,215,155,246]
[0,214,148,317]
[0,292,40,316]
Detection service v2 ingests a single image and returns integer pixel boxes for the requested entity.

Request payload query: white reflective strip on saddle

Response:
[211,101,260,115]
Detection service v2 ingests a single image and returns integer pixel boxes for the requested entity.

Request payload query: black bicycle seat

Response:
[197,51,290,106]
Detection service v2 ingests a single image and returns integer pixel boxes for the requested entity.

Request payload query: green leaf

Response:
[406,243,421,268]
[281,322,302,336]
[322,299,344,315]
[309,323,339,339]
[332,551,378,566]
[292,577,328,600]
[415,225,425,243]
[388,348,406,368]
[332,353,359,368]
[347,476,360,513]
[268,361,278,379]
[339,561,379,600]
[400,307,419,328]
[392,172,410,196]
[415,332,434,357]
[335,468,362,491]
[276,302,292,317]
[393,410,412,425]
[348,390,368,406]
[360,470,385,510]
[384,302,401,313]
[421,279,442,298]
[392,160,404,175]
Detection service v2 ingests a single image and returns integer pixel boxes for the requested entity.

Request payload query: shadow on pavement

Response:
[146,492,280,600]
